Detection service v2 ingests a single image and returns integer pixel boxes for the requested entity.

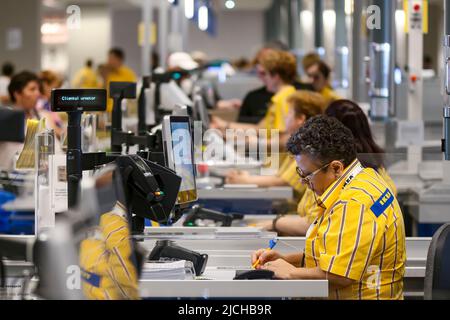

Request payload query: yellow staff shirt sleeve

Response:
[377,167,397,196]
[263,86,296,132]
[297,188,319,223]
[317,199,382,281]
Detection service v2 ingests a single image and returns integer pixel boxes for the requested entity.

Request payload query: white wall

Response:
[0,0,41,72]
[66,6,111,82]
[186,10,264,60]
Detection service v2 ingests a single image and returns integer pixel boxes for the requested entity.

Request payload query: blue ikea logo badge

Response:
[81,268,101,287]
[370,189,394,218]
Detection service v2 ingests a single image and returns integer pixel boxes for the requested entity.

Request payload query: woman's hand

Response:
[225,170,250,184]
[261,259,298,280]
[251,249,284,269]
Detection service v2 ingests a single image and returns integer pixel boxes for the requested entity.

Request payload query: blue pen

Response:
[252,239,278,269]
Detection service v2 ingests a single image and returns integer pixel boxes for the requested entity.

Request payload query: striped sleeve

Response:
[318,200,381,281]
[297,189,319,223]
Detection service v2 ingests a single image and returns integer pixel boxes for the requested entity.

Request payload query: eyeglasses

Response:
[296,161,333,185]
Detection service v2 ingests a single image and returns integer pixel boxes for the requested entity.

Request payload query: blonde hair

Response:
[259,50,297,84]
[287,90,327,120]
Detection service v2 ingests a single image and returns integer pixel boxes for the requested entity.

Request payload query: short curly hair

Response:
[286,115,357,167]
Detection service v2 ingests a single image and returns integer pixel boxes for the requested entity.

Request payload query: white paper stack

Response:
[141,260,194,280]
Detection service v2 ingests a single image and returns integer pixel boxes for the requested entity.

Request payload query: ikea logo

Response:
[81,268,101,288]
[370,189,394,218]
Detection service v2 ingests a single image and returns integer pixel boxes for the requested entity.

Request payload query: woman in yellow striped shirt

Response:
[252,116,406,300]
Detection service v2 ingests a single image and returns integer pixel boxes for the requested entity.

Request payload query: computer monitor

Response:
[51,89,107,112]
[162,115,197,204]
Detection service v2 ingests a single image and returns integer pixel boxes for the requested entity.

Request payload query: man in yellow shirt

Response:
[105,48,137,113]
[252,116,406,300]
[306,60,341,105]
[71,59,100,89]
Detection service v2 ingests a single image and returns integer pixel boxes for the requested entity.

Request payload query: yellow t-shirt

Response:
[72,67,100,89]
[263,85,296,133]
[303,159,406,300]
[106,66,137,113]
[276,156,306,199]
[320,87,341,106]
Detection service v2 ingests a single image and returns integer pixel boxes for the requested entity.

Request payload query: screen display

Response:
[170,119,197,204]
[51,89,107,112]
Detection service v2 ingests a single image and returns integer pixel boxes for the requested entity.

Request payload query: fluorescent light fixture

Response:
[168,0,175,3]
[395,9,405,28]
[323,10,336,28]
[225,0,235,9]
[185,0,195,19]
[345,0,353,15]
[300,10,313,28]
[41,22,61,35]
[198,5,208,31]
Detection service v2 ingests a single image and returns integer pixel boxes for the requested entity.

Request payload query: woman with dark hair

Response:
[325,100,384,169]
[325,99,396,194]
[264,99,397,236]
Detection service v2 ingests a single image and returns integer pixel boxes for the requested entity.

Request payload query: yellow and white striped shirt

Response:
[297,165,398,225]
[304,159,406,300]
[79,202,139,300]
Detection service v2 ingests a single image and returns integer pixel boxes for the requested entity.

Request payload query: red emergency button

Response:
[411,75,418,83]
[413,3,420,11]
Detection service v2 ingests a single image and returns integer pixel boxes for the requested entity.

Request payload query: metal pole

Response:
[142,0,152,76]
[405,0,425,173]
[290,0,300,49]
[170,2,182,52]
[314,0,325,56]
[180,0,190,52]
[334,0,349,89]
[368,0,395,120]
[159,0,169,70]
[352,0,366,102]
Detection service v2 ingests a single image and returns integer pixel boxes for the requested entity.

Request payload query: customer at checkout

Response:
[263,99,398,236]
[252,115,406,300]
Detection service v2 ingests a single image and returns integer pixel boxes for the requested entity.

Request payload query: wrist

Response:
[272,215,283,233]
